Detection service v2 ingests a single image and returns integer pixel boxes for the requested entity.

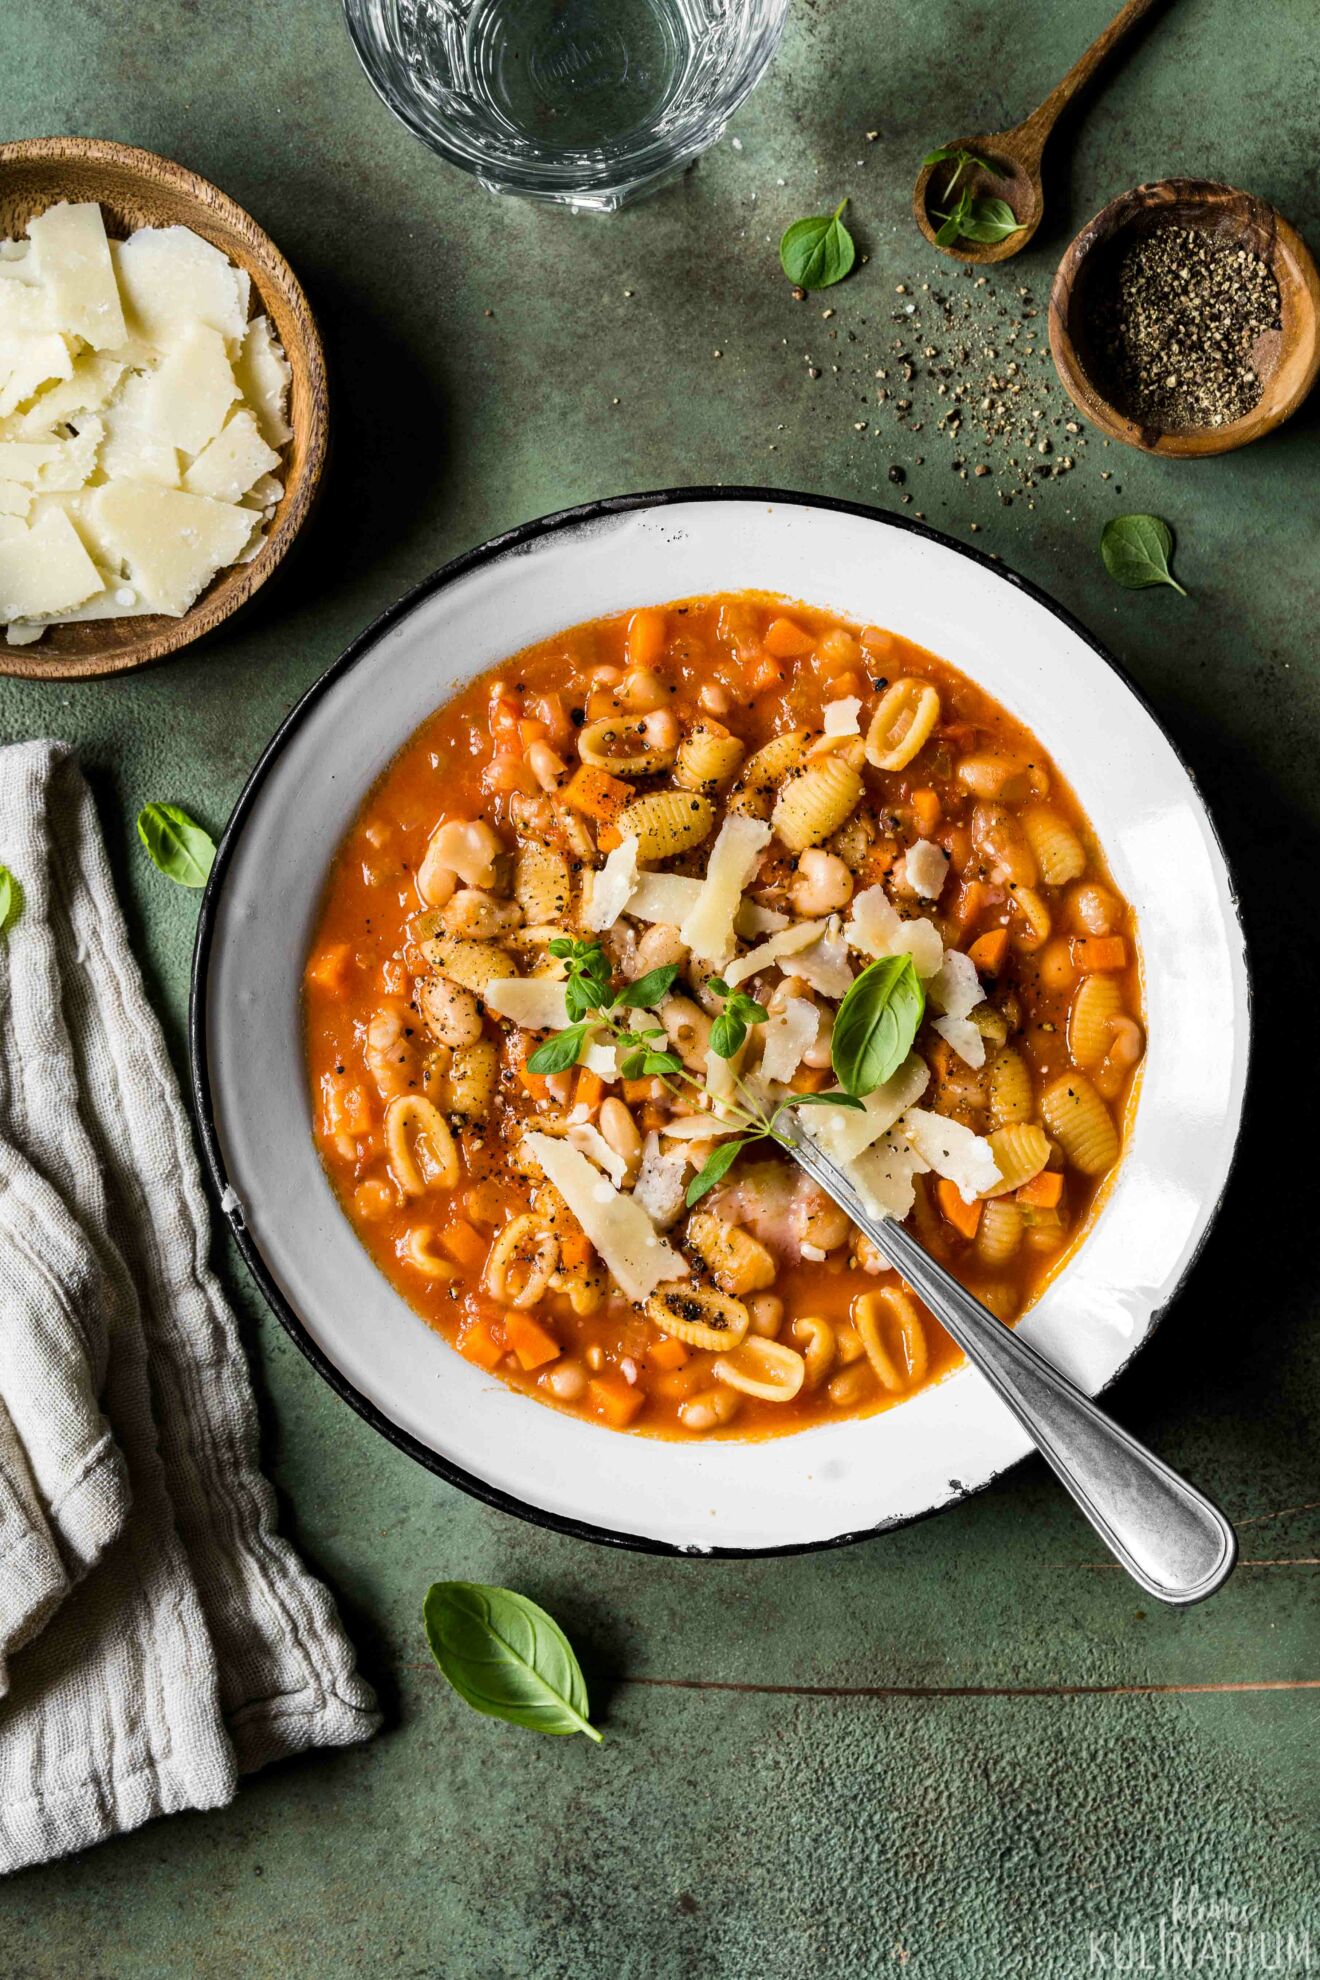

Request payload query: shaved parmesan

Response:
[761,995,819,1083]
[0,506,100,620]
[822,696,862,735]
[585,833,639,931]
[723,918,825,988]
[659,1112,740,1140]
[89,480,252,616]
[0,334,74,417]
[578,1034,621,1081]
[522,1132,688,1303]
[904,838,950,900]
[143,323,238,455]
[37,417,103,494]
[788,917,854,999]
[0,439,61,483]
[735,901,789,937]
[567,1123,629,1190]
[183,407,280,503]
[28,202,126,350]
[932,1014,986,1069]
[633,1133,688,1230]
[852,1132,931,1223]
[112,226,250,345]
[802,1053,929,1164]
[679,814,771,964]
[900,1108,1000,1202]
[0,483,30,519]
[928,948,982,1020]
[98,375,180,488]
[12,351,124,436]
[484,977,569,1031]
[626,871,703,925]
[845,885,944,979]
[234,316,293,447]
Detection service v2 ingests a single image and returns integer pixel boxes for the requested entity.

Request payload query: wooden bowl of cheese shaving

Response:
[0,135,326,680]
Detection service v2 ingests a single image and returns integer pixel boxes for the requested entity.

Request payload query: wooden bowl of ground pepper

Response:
[1048,179,1320,456]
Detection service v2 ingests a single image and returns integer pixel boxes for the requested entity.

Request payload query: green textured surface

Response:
[3,0,1318,1972]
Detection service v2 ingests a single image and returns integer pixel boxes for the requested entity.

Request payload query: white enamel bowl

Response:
[191,491,1250,1556]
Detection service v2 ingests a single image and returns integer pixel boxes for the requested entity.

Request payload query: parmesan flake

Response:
[900,1108,1000,1202]
[678,814,772,965]
[522,1133,688,1302]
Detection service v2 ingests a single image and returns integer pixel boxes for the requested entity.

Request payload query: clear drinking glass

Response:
[343,0,790,211]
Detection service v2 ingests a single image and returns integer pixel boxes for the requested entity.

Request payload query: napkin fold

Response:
[0,741,378,1874]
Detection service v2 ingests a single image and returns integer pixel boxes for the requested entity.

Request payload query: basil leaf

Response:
[641,1050,683,1076]
[620,1050,647,1079]
[922,146,960,166]
[563,976,598,1023]
[0,865,21,934]
[781,1089,866,1111]
[423,1582,602,1743]
[709,1010,746,1060]
[615,964,679,1010]
[706,976,730,997]
[136,803,216,889]
[1100,515,1188,596]
[780,199,856,290]
[548,937,575,959]
[831,953,925,1096]
[934,213,964,248]
[527,1023,589,1074]
[685,1136,750,1208]
[953,196,1024,244]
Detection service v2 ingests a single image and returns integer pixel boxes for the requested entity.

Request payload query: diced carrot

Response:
[649,1336,690,1370]
[746,651,787,693]
[859,625,894,659]
[622,1077,655,1105]
[575,1067,606,1113]
[464,1181,506,1227]
[860,844,897,884]
[955,880,992,931]
[910,787,941,836]
[937,1178,983,1239]
[764,617,816,660]
[597,823,621,853]
[588,1374,645,1429]
[558,1231,594,1271]
[789,1064,830,1093]
[321,1072,372,1139]
[518,717,549,747]
[458,1314,505,1370]
[627,607,668,669]
[562,764,632,822]
[938,721,979,752]
[514,1036,550,1100]
[968,928,1010,973]
[1017,1170,1064,1209]
[827,669,868,700]
[306,942,352,992]
[640,1101,668,1133]
[438,1219,488,1273]
[485,752,536,795]
[1070,935,1128,971]
[504,1311,561,1371]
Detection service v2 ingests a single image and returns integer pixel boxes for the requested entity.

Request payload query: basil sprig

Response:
[137,803,216,889]
[685,1087,863,1208]
[830,953,925,1096]
[528,940,683,1079]
[780,199,856,290]
[1100,515,1187,596]
[707,978,769,1060]
[424,1582,602,1742]
[934,189,1023,248]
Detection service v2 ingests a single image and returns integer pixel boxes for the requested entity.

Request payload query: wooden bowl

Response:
[1048,178,1320,457]
[0,136,327,680]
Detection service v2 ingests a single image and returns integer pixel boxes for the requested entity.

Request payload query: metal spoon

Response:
[912,0,1165,266]
[779,1117,1236,1604]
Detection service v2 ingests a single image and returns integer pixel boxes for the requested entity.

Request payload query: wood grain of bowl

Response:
[0,135,326,681]
[1049,178,1320,458]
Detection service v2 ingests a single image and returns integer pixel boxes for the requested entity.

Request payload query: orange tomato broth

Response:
[304,591,1143,1439]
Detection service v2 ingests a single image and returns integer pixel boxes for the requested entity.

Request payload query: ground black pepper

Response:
[1088,225,1281,431]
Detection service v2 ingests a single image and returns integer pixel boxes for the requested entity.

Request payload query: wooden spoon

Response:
[913,0,1164,266]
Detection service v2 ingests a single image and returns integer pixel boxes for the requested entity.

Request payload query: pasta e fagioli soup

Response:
[304,592,1144,1439]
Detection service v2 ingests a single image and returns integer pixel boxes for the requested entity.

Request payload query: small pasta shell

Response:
[686,1211,777,1296]
[445,1039,499,1126]
[1067,973,1123,1069]
[423,935,516,1000]
[578,714,675,776]
[853,1287,928,1392]
[713,1337,806,1403]
[1022,805,1087,886]
[617,790,715,863]
[402,1225,456,1279]
[1041,1073,1119,1176]
[976,1199,1023,1268]
[484,1213,559,1308]
[771,755,863,852]
[513,841,570,926]
[983,1122,1051,1197]
[727,729,813,817]
[384,1094,460,1196]
[987,1046,1034,1127]
[865,679,940,772]
[645,1283,750,1352]
[675,720,746,792]
[1008,884,1052,952]
[790,1316,836,1389]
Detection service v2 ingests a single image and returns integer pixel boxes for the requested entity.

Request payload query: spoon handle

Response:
[782,1124,1236,1605]
[1018,0,1164,160]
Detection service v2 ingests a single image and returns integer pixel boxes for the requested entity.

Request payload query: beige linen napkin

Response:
[0,740,379,1873]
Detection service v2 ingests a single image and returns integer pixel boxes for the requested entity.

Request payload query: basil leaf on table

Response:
[0,865,21,934]
[136,804,216,888]
[780,199,856,290]
[424,1582,603,1743]
[831,953,926,1096]
[1100,515,1188,596]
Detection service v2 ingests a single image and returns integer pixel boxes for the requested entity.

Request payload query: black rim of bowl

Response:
[189,485,1253,1560]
